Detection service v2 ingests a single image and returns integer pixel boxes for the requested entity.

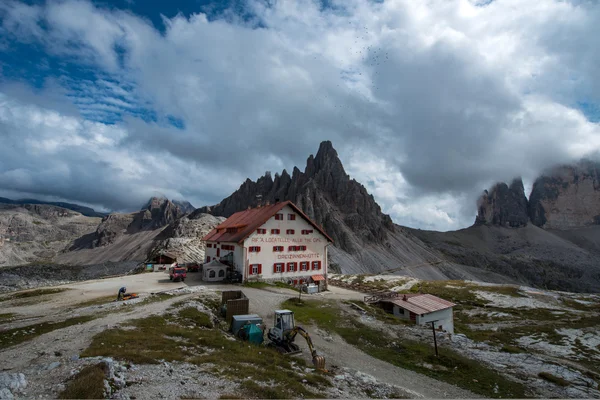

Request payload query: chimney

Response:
[402,294,407,301]
[265,200,270,206]
[275,198,280,203]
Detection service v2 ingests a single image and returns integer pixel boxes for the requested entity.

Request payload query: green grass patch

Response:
[174,307,213,328]
[82,306,329,399]
[0,315,96,350]
[76,295,117,308]
[243,281,299,292]
[538,372,571,387]
[407,281,489,307]
[500,345,525,354]
[0,288,69,302]
[283,298,529,398]
[59,363,106,399]
[0,313,16,321]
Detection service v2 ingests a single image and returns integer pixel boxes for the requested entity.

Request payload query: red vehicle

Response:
[169,266,187,282]
[187,263,200,272]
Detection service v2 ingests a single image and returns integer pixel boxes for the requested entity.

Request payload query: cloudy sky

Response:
[1,0,599,231]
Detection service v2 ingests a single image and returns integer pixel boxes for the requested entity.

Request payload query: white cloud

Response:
[0,0,599,230]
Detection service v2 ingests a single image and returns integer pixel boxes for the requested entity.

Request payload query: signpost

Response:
[431,321,439,357]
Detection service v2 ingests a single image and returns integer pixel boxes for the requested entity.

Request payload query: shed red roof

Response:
[202,201,334,244]
[384,294,455,315]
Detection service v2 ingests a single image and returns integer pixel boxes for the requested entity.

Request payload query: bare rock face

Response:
[475,178,529,227]
[529,161,600,230]
[152,213,226,263]
[0,204,100,266]
[76,197,186,249]
[196,141,395,255]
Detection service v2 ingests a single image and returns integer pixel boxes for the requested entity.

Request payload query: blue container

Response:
[231,314,262,335]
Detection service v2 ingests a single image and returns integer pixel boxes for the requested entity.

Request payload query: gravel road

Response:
[1,272,477,398]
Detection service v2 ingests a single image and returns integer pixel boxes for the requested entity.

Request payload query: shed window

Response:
[218,269,225,277]
[209,270,216,278]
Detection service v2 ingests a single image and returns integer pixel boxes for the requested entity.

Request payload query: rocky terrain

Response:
[418,161,600,292]
[56,198,220,267]
[475,179,529,227]
[0,273,597,399]
[0,204,101,266]
[0,197,105,218]
[529,161,600,229]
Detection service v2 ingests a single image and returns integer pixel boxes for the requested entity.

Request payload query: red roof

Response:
[384,294,455,315]
[311,274,325,281]
[202,201,334,244]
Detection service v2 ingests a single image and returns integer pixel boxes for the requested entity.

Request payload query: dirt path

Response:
[1,292,202,371]
[1,275,478,398]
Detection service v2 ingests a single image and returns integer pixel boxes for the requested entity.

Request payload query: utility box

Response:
[306,284,319,294]
[221,290,250,324]
[231,314,263,336]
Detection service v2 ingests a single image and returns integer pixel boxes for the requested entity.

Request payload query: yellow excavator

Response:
[267,310,326,371]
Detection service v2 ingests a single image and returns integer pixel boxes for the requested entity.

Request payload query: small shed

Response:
[202,260,228,282]
[377,294,456,333]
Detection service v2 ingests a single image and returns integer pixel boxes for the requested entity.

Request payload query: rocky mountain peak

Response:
[196,140,395,255]
[475,177,529,227]
[529,160,600,229]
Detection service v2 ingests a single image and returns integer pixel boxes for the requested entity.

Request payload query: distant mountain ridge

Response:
[0,197,106,218]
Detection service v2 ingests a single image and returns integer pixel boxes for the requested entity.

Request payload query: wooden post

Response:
[431,321,438,357]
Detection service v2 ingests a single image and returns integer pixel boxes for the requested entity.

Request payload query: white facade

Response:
[204,204,330,285]
[393,305,454,334]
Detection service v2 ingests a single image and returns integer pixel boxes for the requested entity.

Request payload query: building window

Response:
[298,245,306,251]
[206,256,211,262]
[271,229,280,234]
[287,262,297,272]
[273,246,284,252]
[222,245,234,250]
[273,263,284,273]
[301,229,314,235]
[286,229,295,234]
[312,261,321,270]
[218,269,225,277]
[288,214,296,220]
[397,307,405,315]
[250,264,262,275]
[275,213,283,220]
[300,262,308,271]
[207,243,212,248]
[249,246,261,252]
[257,228,267,234]
[288,245,296,251]
[209,270,216,278]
